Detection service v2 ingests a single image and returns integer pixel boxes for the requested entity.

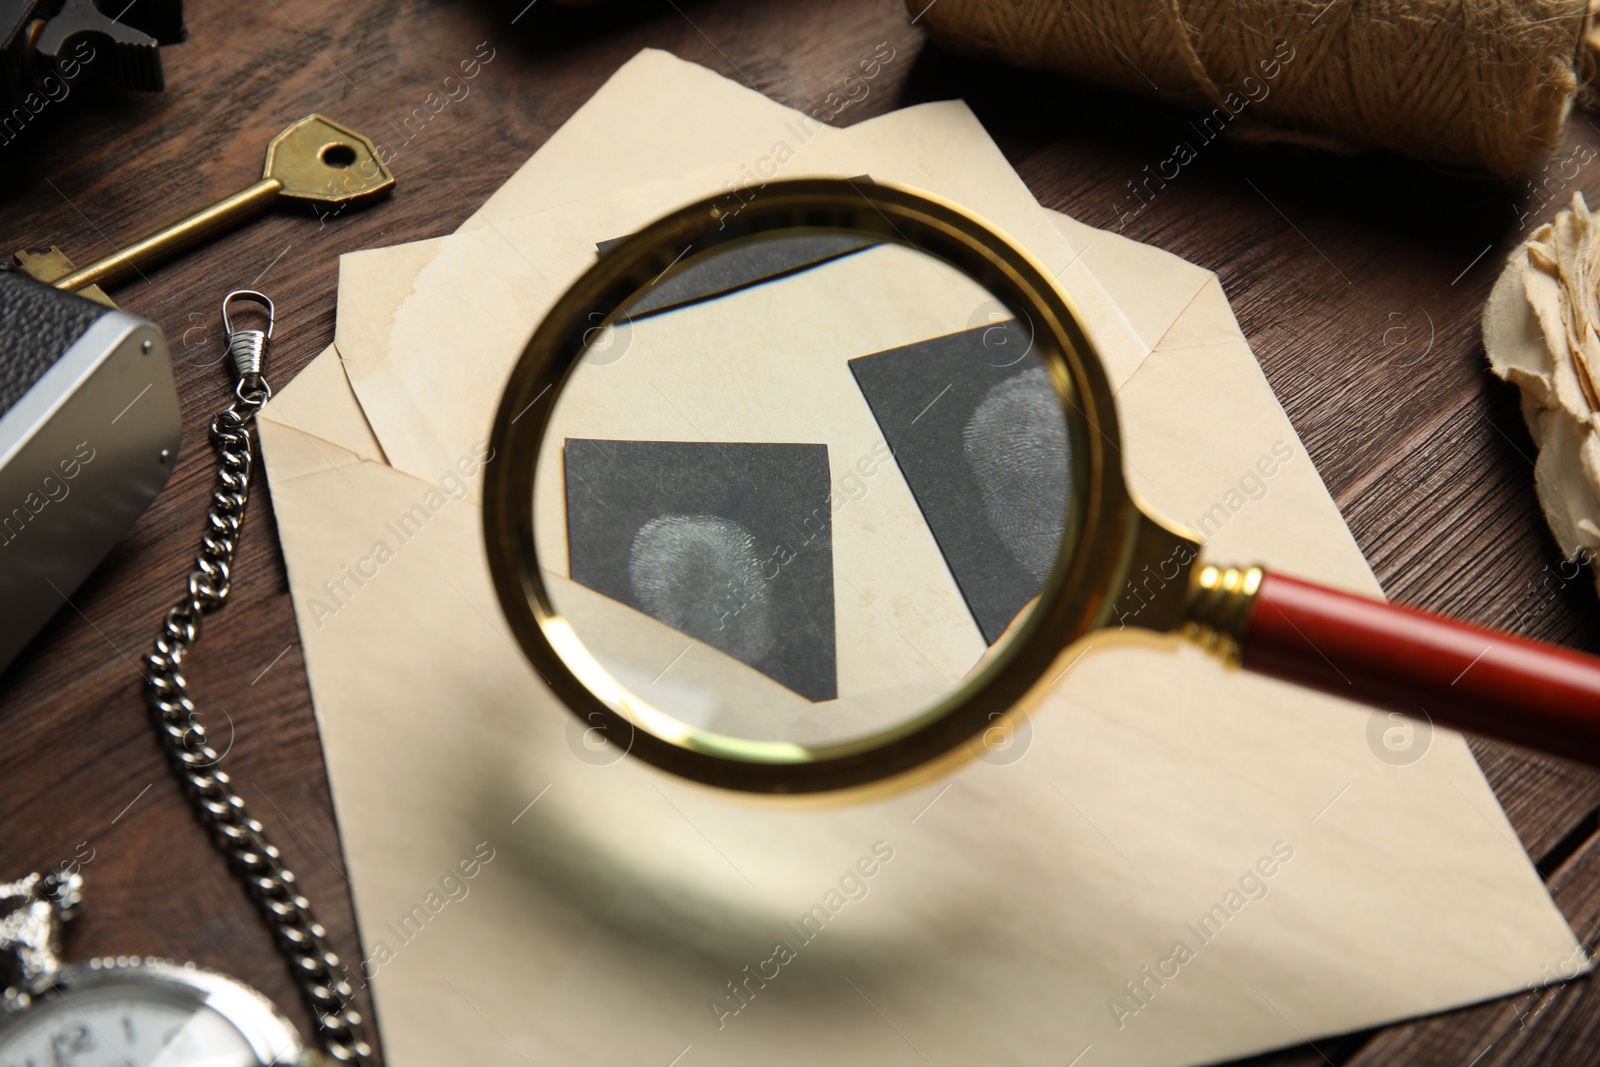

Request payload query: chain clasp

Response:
[221,290,274,402]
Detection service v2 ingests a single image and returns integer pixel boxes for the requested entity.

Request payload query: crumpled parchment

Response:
[1484,192,1600,588]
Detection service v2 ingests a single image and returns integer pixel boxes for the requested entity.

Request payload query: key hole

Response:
[321,142,357,169]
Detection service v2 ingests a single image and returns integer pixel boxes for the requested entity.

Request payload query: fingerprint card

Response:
[848,325,1071,643]
[563,438,838,701]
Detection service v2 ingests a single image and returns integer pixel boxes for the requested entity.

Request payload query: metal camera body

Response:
[0,269,180,670]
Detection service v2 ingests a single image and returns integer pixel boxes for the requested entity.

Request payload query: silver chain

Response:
[142,291,373,1066]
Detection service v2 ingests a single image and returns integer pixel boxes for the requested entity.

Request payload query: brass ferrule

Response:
[1181,564,1264,666]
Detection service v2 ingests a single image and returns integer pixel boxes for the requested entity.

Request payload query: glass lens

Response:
[531,229,1083,752]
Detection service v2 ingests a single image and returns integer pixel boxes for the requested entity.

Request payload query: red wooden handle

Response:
[1240,572,1600,765]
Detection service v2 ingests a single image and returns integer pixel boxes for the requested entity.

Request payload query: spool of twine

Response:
[910,0,1596,178]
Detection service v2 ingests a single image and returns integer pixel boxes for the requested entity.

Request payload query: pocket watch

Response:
[0,870,307,1066]
[0,293,371,1066]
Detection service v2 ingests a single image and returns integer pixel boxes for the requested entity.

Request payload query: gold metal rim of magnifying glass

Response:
[483,177,1204,799]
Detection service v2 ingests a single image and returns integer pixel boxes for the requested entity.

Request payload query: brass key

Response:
[19,115,394,298]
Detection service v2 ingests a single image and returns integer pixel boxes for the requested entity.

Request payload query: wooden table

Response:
[3,1,1598,1063]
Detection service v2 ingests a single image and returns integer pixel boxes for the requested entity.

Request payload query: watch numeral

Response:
[49,1023,91,1065]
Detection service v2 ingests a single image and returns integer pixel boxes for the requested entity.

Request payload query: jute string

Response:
[911,0,1594,178]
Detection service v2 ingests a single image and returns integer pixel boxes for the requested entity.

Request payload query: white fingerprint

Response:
[628,514,776,662]
[962,368,1071,582]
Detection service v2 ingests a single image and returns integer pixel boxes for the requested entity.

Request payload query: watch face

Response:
[0,985,257,1066]
[0,960,302,1067]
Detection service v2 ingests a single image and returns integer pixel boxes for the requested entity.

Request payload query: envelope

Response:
[256,51,1583,1067]
[334,97,1148,491]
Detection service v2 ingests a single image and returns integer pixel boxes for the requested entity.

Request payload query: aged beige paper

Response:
[335,99,1148,490]
[258,213,1583,1067]
[461,48,839,230]
[1052,211,1214,354]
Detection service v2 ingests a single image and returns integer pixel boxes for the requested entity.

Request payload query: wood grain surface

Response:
[2,1,1598,1064]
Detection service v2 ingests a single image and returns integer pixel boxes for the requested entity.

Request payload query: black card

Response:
[849,326,1072,644]
[595,232,879,319]
[563,439,837,702]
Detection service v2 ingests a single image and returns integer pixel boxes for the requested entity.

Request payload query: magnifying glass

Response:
[484,178,1600,796]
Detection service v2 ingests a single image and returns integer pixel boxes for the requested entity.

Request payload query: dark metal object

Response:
[0,0,184,120]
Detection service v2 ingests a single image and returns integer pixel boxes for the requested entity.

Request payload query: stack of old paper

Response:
[258,50,1585,1067]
